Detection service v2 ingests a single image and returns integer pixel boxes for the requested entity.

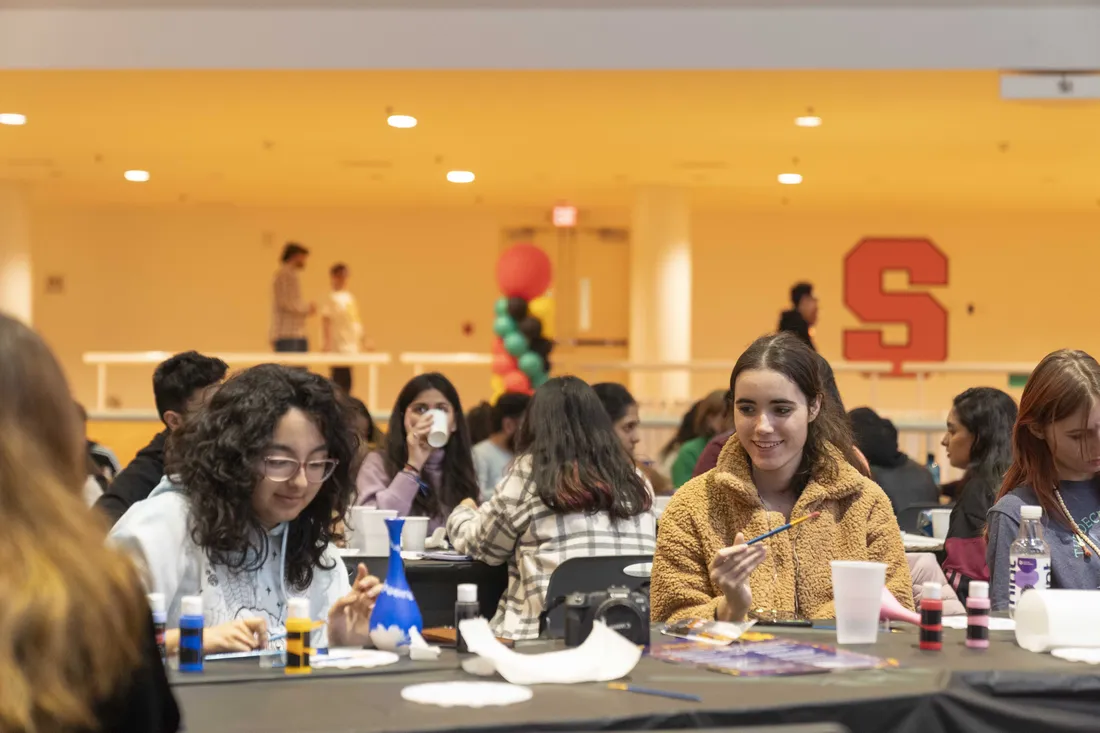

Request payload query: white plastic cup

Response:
[427,409,450,448]
[402,516,430,552]
[831,560,887,644]
[348,507,397,556]
[928,508,952,540]
[1016,589,1100,652]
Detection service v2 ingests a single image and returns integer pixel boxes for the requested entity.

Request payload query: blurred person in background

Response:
[657,400,700,479]
[346,396,383,478]
[593,382,673,495]
[848,407,939,517]
[671,390,731,489]
[466,401,494,446]
[95,351,228,528]
[472,392,531,501]
[271,242,315,353]
[778,281,818,352]
[322,262,367,393]
[940,387,1017,600]
[77,401,121,481]
[0,313,179,733]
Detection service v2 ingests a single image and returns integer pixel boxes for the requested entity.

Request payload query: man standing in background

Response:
[778,281,818,352]
[271,242,315,352]
[321,262,366,392]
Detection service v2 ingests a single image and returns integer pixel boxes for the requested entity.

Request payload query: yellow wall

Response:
[34,202,1100,429]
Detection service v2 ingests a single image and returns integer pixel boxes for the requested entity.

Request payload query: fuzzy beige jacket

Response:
[651,434,914,622]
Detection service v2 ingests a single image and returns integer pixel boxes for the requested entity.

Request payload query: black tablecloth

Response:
[341,555,509,628]
[174,624,1100,733]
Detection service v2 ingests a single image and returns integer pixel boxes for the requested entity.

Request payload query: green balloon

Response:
[532,372,550,388]
[503,331,529,357]
[518,351,544,378]
[493,314,516,337]
[494,297,510,317]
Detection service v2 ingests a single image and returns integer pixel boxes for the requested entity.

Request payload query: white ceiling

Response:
[2,0,1097,7]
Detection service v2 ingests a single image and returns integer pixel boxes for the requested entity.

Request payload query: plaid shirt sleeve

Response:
[447,467,534,565]
[274,268,308,316]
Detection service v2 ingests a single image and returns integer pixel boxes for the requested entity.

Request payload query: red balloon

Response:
[496,244,552,301]
[492,352,517,376]
[491,337,507,357]
[502,370,532,394]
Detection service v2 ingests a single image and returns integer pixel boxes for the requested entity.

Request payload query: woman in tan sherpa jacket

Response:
[651,334,913,623]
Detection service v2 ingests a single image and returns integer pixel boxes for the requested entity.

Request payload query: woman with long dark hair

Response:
[987,349,1100,611]
[652,333,911,623]
[0,314,179,733]
[670,390,731,488]
[592,382,673,495]
[447,376,656,639]
[111,364,380,653]
[939,387,1017,598]
[356,372,479,530]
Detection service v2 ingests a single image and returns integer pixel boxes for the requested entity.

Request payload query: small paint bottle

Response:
[285,597,313,676]
[179,595,204,673]
[919,582,943,652]
[148,592,167,665]
[966,580,991,649]
[455,583,479,654]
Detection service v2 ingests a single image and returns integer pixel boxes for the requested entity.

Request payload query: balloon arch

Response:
[490,243,555,401]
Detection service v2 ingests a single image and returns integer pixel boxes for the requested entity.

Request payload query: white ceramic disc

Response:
[401,681,533,708]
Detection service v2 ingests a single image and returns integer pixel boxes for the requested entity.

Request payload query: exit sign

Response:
[552,205,577,228]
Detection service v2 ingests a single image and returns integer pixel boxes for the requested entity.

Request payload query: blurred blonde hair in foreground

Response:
[0,313,145,732]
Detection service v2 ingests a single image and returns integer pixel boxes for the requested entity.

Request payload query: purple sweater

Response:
[355,450,447,533]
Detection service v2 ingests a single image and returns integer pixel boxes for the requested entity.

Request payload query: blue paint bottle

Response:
[179,595,204,673]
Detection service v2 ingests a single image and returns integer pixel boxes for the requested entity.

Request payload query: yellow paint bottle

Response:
[285,598,315,675]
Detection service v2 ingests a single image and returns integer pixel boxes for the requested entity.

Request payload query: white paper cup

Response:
[1016,589,1100,652]
[831,560,887,644]
[427,409,450,448]
[402,516,430,552]
[348,507,397,556]
[928,508,952,540]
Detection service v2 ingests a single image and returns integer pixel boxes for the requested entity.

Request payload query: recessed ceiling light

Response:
[447,170,475,184]
[387,114,418,129]
[124,170,150,182]
[795,115,822,127]
[778,173,803,185]
[0,113,27,126]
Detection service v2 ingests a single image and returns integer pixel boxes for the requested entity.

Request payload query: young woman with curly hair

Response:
[111,364,380,654]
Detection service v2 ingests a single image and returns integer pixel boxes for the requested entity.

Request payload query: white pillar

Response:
[0,184,32,324]
[629,187,691,408]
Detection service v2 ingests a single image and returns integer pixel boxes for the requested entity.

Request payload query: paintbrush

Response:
[746,511,821,545]
[607,683,702,702]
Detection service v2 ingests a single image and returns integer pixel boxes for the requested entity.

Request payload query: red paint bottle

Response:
[919,582,943,651]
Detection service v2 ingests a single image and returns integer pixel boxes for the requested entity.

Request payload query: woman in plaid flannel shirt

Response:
[446,376,657,640]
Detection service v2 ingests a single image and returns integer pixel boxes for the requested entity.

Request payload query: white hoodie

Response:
[110,487,349,649]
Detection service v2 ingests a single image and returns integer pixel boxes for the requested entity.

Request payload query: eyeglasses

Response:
[262,457,338,483]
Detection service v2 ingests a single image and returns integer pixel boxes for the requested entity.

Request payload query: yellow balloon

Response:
[490,374,505,393]
[491,386,506,403]
[528,295,555,340]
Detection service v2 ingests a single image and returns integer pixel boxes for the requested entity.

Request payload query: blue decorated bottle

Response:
[368,517,423,652]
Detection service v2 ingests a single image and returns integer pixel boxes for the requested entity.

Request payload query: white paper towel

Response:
[942,616,1015,631]
[1015,589,1100,653]
[457,618,642,685]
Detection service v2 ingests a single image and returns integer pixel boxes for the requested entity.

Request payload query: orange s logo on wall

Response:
[843,238,948,376]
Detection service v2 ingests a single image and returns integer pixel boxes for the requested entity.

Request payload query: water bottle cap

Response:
[288,597,310,619]
[1021,505,1043,520]
[457,583,478,603]
[181,595,203,617]
[147,592,165,614]
[969,581,989,599]
[922,582,942,600]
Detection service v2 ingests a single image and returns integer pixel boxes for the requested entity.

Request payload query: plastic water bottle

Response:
[926,453,941,485]
[1009,505,1051,618]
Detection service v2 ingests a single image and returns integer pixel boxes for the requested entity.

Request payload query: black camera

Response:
[563,586,650,647]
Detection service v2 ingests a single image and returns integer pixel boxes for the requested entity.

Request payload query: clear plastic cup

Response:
[831,560,887,644]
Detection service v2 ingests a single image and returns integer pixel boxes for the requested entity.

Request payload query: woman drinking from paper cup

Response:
[356,372,480,531]
[111,364,380,654]
[651,333,913,623]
